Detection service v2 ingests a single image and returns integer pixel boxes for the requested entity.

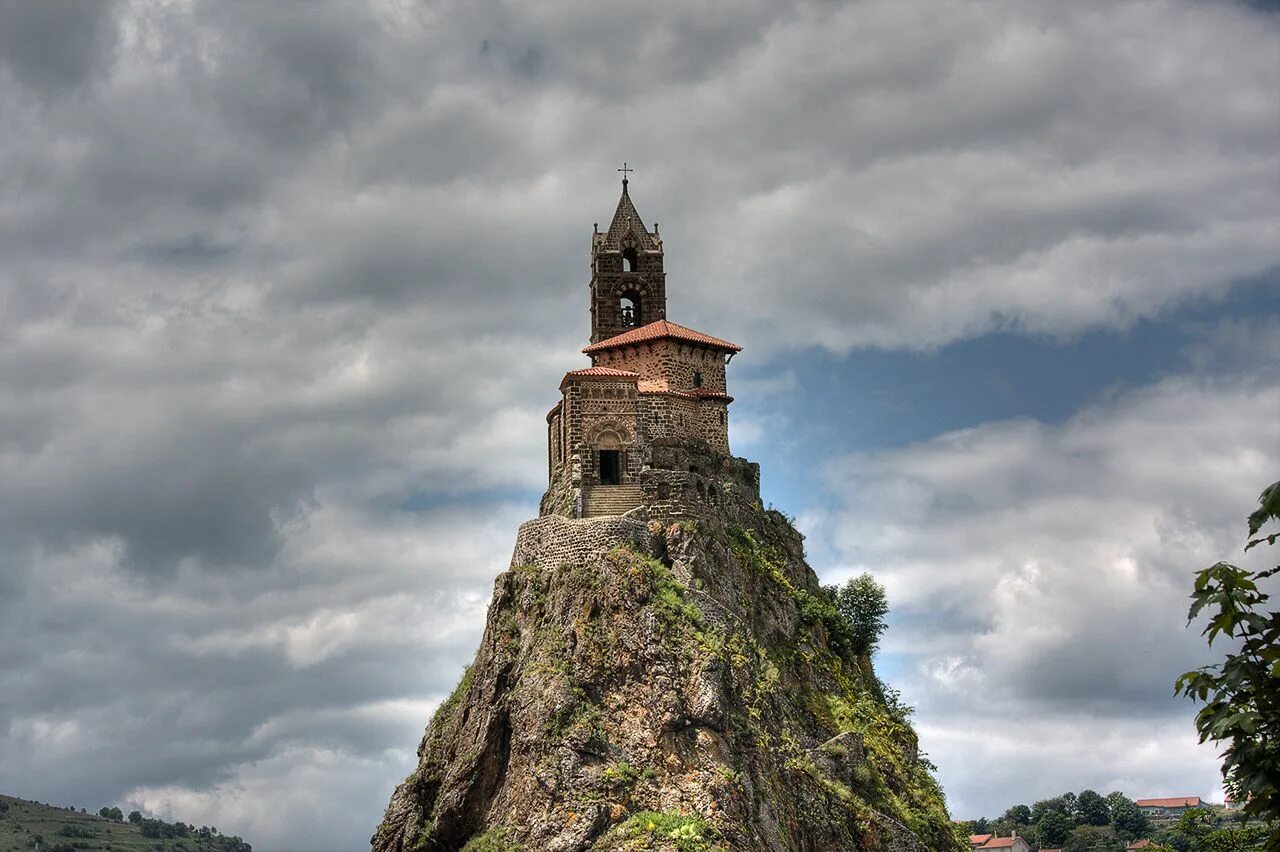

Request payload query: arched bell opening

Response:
[620,291,642,327]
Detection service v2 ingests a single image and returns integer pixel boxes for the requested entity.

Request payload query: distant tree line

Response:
[959,791,1271,851]
[960,790,1152,849]
[94,805,254,851]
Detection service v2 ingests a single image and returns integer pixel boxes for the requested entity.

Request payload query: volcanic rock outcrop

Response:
[372,456,961,852]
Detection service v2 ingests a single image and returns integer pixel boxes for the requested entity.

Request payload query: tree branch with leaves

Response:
[1175,480,1280,842]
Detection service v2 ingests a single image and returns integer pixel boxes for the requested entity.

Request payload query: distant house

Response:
[1136,796,1202,821]
[969,835,1031,852]
[1224,794,1245,811]
[1127,841,1153,850]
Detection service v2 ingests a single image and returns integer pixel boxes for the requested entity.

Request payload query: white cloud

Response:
[807,368,1280,814]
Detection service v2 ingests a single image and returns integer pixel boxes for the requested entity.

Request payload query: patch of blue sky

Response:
[744,271,1280,515]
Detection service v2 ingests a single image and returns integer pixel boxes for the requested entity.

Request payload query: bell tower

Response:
[589,171,666,343]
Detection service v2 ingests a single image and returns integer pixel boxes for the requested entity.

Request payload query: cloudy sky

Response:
[1,0,1278,848]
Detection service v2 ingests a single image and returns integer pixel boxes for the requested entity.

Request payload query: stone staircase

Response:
[582,484,645,518]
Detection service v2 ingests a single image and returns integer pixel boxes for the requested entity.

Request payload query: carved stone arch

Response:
[604,277,652,296]
[585,419,635,446]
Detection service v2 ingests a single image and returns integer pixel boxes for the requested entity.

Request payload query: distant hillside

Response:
[0,795,251,852]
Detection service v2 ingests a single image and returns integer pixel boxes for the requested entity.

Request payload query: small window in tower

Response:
[620,294,640,327]
[693,371,703,388]
[622,247,638,272]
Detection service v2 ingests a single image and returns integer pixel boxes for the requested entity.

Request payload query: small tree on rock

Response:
[831,573,890,657]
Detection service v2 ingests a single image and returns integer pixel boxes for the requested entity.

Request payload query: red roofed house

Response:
[968,835,1030,852]
[542,178,755,518]
[1136,796,1202,822]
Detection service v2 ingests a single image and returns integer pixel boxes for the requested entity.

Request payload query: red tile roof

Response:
[1136,797,1201,808]
[583,320,742,354]
[979,839,1019,849]
[969,835,993,846]
[562,366,640,380]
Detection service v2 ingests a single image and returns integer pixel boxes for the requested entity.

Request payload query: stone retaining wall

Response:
[509,513,651,570]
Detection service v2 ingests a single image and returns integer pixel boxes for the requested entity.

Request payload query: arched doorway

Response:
[596,430,623,485]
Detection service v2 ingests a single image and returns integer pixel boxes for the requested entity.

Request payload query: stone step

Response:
[582,485,645,517]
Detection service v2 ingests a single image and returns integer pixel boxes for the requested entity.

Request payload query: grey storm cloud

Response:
[0,0,1277,848]
[0,0,122,93]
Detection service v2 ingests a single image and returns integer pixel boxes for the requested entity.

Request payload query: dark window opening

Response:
[693,371,703,388]
[599,450,622,485]
[622,247,638,272]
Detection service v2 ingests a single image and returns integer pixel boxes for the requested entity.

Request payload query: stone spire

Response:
[596,178,659,252]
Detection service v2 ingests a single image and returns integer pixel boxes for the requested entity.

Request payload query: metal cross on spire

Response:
[617,162,634,188]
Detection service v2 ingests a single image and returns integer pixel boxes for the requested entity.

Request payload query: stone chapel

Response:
[541,177,760,520]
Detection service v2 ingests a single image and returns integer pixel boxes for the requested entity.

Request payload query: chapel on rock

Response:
[541,177,759,520]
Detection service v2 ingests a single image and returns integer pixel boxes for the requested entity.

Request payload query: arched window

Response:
[620,294,640,327]
[622,247,638,272]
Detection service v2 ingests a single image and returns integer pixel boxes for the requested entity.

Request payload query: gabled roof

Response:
[969,835,993,846]
[594,182,659,252]
[1136,797,1201,808]
[583,319,742,355]
[979,839,1019,849]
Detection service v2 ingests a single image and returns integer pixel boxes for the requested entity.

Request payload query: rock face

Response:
[373,449,962,852]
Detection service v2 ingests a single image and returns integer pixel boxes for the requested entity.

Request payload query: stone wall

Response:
[639,440,761,526]
[639,393,728,454]
[594,340,727,393]
[695,399,730,454]
[509,513,651,570]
